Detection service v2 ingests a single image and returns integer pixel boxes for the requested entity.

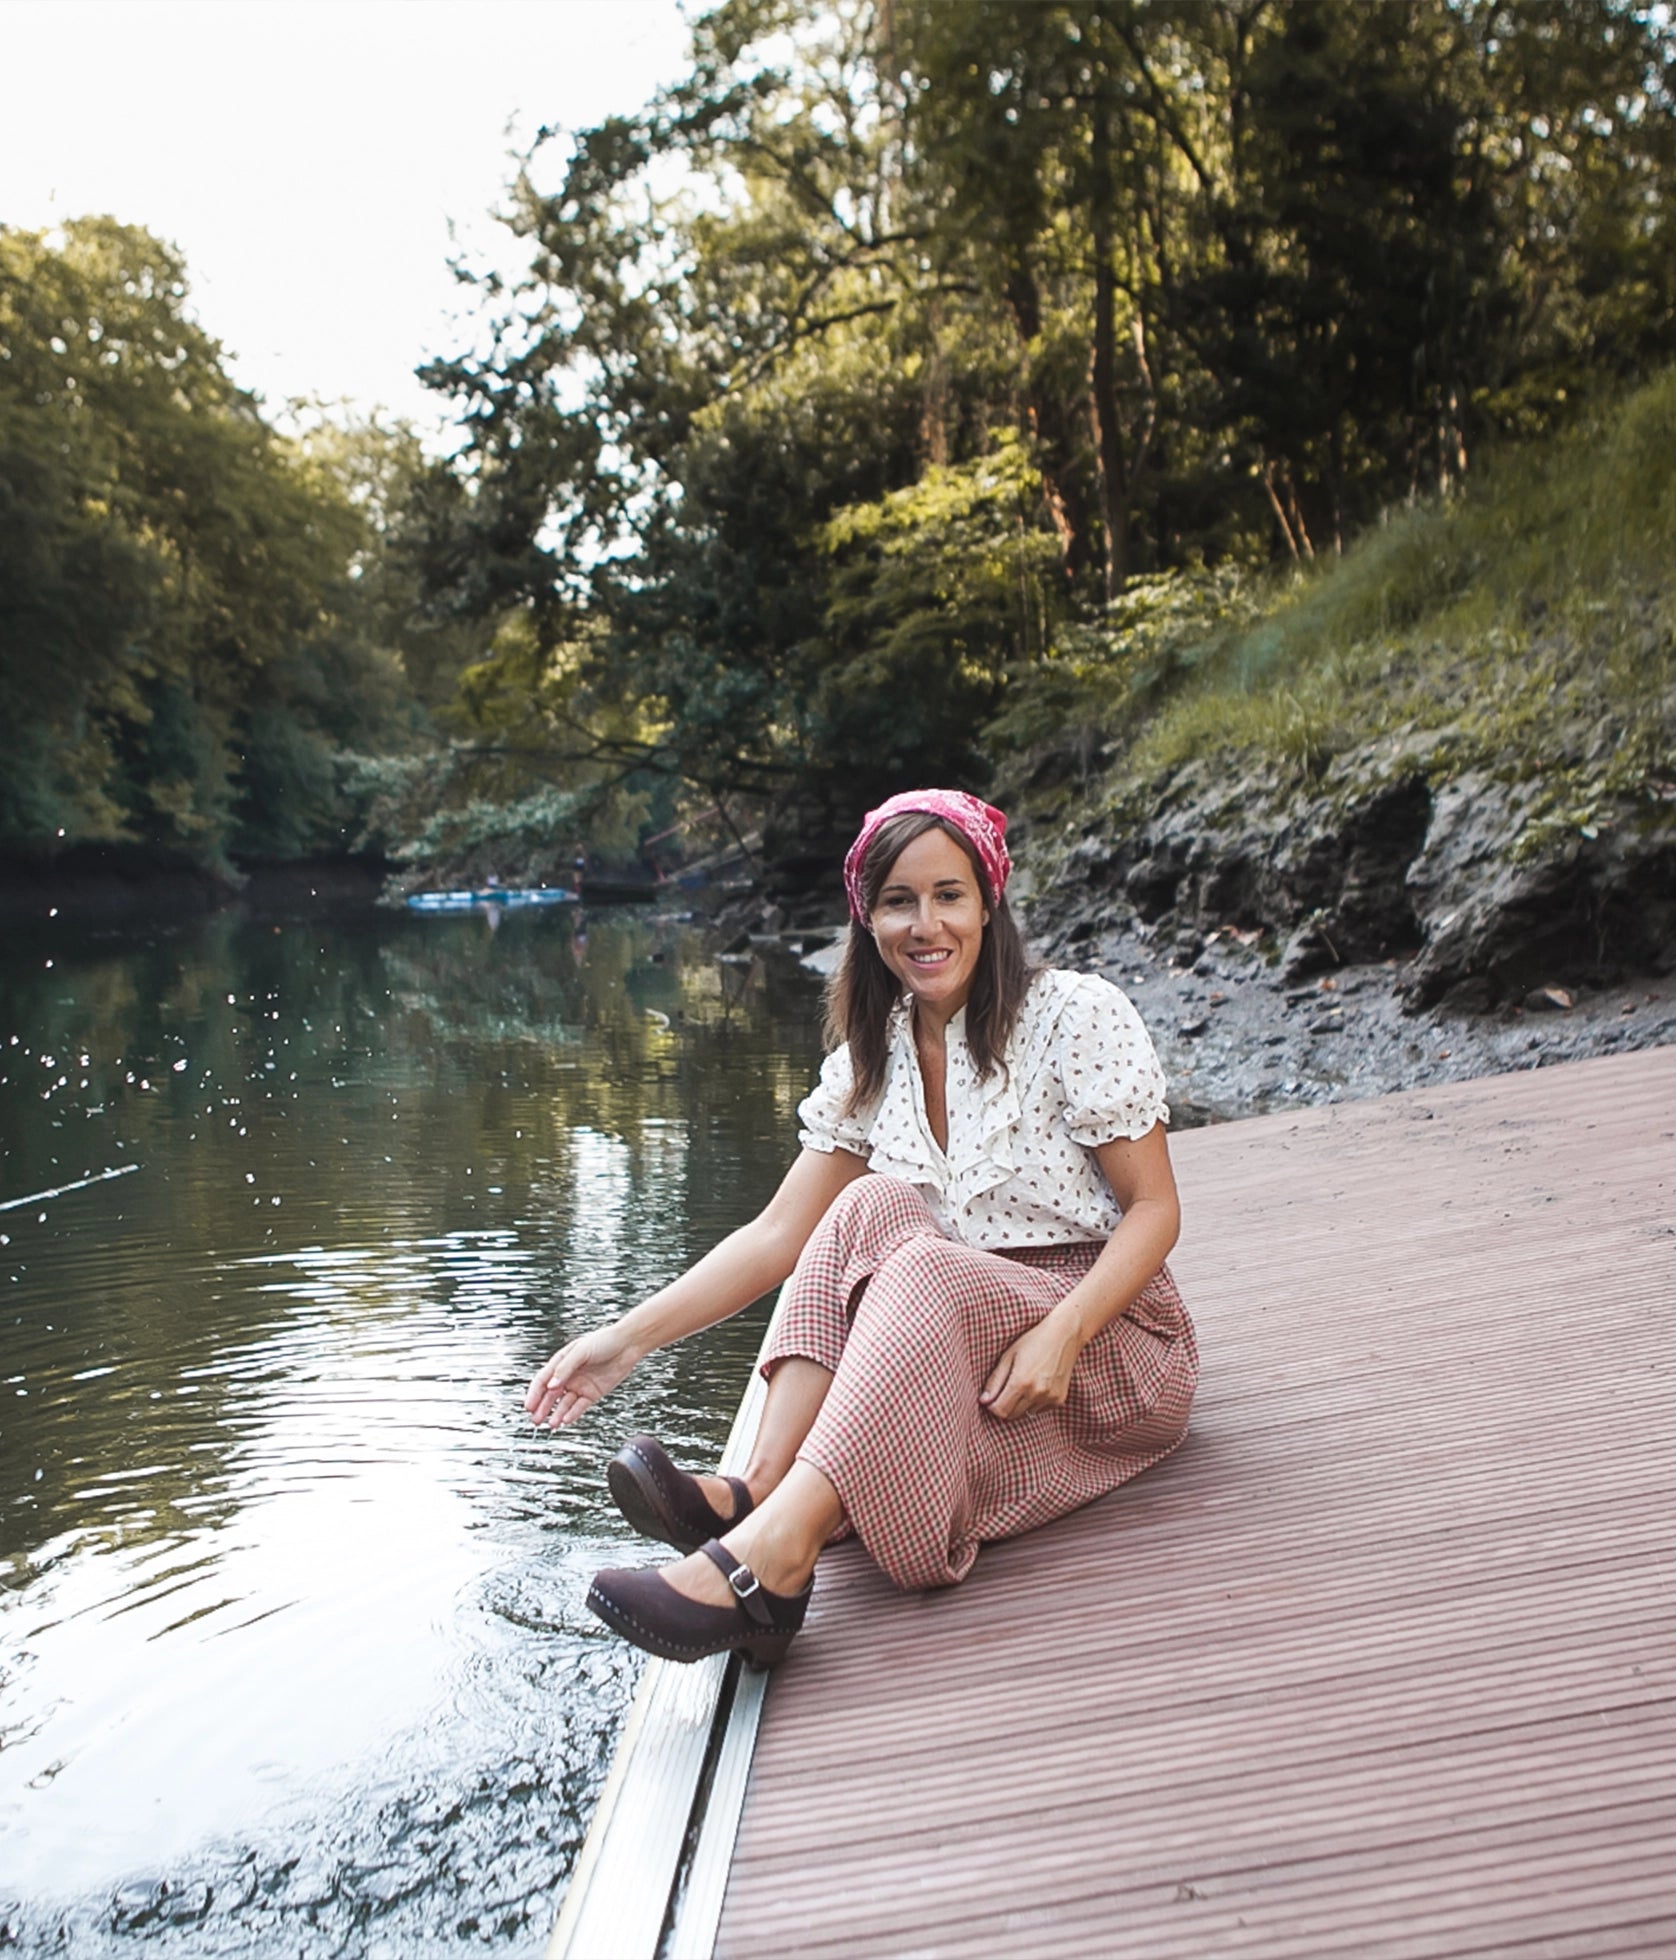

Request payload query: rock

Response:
[109,1880,212,1932]
[1281,916,1342,982]
[1402,772,1676,1009]
[758,784,861,924]
[1026,719,1676,1023]
[1524,984,1575,1012]
[1124,854,1182,920]
[1316,769,1433,958]
[1040,743,1432,970]
[801,935,847,978]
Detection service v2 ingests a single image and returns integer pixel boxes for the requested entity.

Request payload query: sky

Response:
[1,0,695,436]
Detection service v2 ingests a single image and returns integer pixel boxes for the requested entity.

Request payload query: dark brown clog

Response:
[606,1434,755,1553]
[586,1540,811,1669]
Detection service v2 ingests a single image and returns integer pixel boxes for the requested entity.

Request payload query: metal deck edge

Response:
[663,1664,769,1959]
[546,1299,782,1960]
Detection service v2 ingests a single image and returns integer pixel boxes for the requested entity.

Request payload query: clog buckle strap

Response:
[701,1541,771,1626]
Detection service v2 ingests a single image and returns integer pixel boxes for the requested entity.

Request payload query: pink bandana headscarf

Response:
[842,789,1012,923]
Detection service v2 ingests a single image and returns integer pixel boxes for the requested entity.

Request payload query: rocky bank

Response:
[1016,732,1676,1123]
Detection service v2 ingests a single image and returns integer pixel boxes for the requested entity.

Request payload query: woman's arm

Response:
[524,1145,869,1429]
[980,1123,1182,1420]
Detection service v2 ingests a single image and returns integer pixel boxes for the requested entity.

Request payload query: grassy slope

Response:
[1014,370,1676,856]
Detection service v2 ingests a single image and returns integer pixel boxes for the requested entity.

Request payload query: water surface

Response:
[0,894,824,1953]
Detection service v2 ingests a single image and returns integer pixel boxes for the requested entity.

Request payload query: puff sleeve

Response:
[1052,973,1169,1145]
[796,1043,875,1158]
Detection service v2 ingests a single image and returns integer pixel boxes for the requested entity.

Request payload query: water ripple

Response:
[0,912,820,1955]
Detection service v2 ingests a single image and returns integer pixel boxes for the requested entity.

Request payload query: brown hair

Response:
[826,812,1036,1112]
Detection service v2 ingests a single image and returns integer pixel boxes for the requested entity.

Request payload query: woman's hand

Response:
[979,1312,1083,1420]
[525,1322,641,1430]
[521,1149,867,1433]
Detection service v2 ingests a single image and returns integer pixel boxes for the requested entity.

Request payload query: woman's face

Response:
[869,827,989,1022]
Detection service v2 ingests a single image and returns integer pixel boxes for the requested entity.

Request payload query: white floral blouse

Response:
[796,968,1169,1250]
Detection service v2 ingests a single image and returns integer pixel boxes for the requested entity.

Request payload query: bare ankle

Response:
[723,1520,817,1597]
[739,1457,795,1506]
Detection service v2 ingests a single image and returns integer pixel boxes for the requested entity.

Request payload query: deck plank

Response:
[712,1046,1676,1959]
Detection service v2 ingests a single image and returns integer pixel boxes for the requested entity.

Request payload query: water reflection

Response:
[0,902,824,1953]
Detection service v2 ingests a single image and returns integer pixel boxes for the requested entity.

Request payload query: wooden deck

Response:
[710,1045,1676,1958]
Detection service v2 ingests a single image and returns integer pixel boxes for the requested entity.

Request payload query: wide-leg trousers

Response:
[760,1175,1198,1590]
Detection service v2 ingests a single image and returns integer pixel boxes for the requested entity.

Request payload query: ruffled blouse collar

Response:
[867,1002,1022,1218]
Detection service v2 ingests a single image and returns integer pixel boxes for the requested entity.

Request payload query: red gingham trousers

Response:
[760,1175,1198,1590]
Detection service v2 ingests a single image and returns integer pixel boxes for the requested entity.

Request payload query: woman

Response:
[525,790,1197,1668]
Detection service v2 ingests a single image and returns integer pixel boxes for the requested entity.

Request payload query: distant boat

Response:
[405,887,577,912]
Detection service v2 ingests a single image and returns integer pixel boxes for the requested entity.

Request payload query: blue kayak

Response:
[405,887,578,912]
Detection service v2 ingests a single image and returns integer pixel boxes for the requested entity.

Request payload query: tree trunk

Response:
[1089,98,1129,599]
[1261,462,1301,559]
[920,300,950,467]
[1261,458,1315,561]
[1003,264,1087,581]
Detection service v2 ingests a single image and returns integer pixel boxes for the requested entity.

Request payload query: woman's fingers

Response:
[982,1342,1039,1419]
[982,1331,1070,1420]
[525,1348,569,1416]
[527,1367,571,1425]
[979,1341,1016,1409]
[536,1381,580,1427]
[526,1355,603,1428]
[551,1378,600,1427]
[527,1377,560,1423]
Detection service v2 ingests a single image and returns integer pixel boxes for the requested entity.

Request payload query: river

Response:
[0,889,826,1954]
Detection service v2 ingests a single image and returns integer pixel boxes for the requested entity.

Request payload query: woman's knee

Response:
[820,1173,937,1240]
[852,1236,988,1348]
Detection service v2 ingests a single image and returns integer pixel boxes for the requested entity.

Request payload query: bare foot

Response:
[652,1463,842,1605]
[654,1502,826,1605]
[655,1545,737,1608]
[652,1531,811,1608]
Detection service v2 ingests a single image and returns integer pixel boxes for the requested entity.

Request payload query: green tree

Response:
[417,0,1035,837]
[413,0,1676,860]
[0,220,422,862]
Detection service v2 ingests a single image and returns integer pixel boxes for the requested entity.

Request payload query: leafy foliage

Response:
[815,429,1059,781]
[415,0,1676,857]
[0,221,423,864]
[11,3,1676,885]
